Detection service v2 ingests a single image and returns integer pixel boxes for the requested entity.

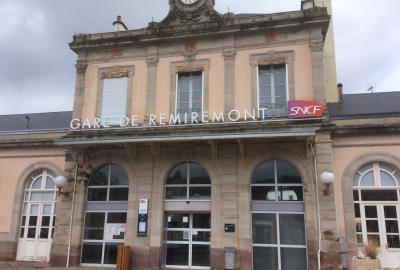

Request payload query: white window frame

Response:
[175,71,204,119]
[256,64,289,116]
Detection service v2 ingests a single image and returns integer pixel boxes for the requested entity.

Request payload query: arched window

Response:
[82,164,129,266]
[87,164,129,201]
[17,169,57,262]
[165,163,211,201]
[353,162,400,251]
[251,160,307,270]
[251,160,303,201]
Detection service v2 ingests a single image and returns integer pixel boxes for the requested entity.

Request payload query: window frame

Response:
[175,71,205,118]
[165,163,211,202]
[95,66,135,126]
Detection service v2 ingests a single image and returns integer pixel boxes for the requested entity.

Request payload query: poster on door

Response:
[104,224,126,240]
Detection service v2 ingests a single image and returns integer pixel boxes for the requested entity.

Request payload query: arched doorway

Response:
[251,160,307,270]
[81,164,129,266]
[352,162,400,267]
[163,162,212,269]
[16,169,57,262]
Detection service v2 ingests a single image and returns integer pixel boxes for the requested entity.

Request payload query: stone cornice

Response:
[70,8,329,54]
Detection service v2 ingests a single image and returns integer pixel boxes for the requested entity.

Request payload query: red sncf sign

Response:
[288,100,324,119]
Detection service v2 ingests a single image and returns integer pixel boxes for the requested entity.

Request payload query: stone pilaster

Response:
[145,46,159,121]
[310,31,326,104]
[72,59,88,121]
[223,37,236,113]
[315,132,341,270]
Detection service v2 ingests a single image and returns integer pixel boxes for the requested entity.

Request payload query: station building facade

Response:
[1,0,400,269]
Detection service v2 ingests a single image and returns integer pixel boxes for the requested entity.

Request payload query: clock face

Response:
[179,0,199,5]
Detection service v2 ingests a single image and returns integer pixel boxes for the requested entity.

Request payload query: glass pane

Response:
[192,231,211,242]
[356,221,362,233]
[29,216,38,226]
[366,220,379,233]
[109,188,129,201]
[167,164,188,185]
[20,227,25,238]
[27,228,36,238]
[81,243,103,264]
[367,235,380,247]
[30,205,39,215]
[277,161,301,184]
[46,177,56,189]
[31,178,42,189]
[365,206,378,218]
[84,213,105,240]
[360,172,374,186]
[281,248,307,270]
[189,187,211,200]
[104,243,119,265]
[381,171,396,187]
[252,161,275,184]
[277,186,303,201]
[192,245,210,267]
[110,165,128,186]
[359,164,373,174]
[387,235,400,248]
[167,213,190,229]
[357,234,363,244]
[252,213,277,244]
[31,192,54,201]
[354,204,361,218]
[90,165,109,186]
[166,187,187,200]
[361,190,398,201]
[189,164,210,184]
[384,206,397,218]
[167,231,188,242]
[40,228,49,239]
[21,216,26,227]
[42,216,50,227]
[166,244,189,266]
[353,174,361,187]
[87,188,108,201]
[253,247,278,270]
[386,220,399,233]
[43,205,52,216]
[252,186,275,201]
[107,213,127,224]
[353,190,360,201]
[279,214,306,245]
[193,214,211,229]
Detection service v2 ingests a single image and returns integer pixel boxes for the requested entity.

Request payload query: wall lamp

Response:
[55,176,70,196]
[320,171,335,195]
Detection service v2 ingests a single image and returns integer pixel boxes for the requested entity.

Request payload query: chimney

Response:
[113,16,128,31]
[301,0,315,10]
[337,83,343,103]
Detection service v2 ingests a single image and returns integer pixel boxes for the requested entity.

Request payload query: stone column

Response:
[315,132,340,270]
[72,59,88,120]
[50,151,87,266]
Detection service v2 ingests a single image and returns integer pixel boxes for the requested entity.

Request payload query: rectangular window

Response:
[176,72,203,120]
[101,77,128,125]
[258,64,287,117]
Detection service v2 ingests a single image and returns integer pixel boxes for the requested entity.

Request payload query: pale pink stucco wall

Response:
[332,135,400,236]
[0,148,65,233]
[80,44,313,123]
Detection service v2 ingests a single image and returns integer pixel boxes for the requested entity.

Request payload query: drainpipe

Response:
[66,153,79,268]
[311,143,322,270]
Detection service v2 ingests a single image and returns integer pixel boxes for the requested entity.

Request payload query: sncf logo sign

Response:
[288,100,324,119]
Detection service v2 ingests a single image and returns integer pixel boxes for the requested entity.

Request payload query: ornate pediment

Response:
[160,0,222,25]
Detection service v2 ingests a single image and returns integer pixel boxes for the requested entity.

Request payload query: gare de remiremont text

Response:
[70,108,275,129]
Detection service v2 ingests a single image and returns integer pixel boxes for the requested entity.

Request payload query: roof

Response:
[328,92,400,119]
[0,111,72,133]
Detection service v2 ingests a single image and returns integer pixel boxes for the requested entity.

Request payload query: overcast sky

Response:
[0,0,399,115]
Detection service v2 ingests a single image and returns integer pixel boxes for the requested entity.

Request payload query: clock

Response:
[179,0,199,4]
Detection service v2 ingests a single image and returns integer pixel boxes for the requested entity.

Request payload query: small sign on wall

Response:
[288,100,324,119]
[225,224,235,233]
[137,198,149,236]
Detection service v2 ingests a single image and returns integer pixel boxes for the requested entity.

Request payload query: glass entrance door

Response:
[359,204,400,267]
[165,213,211,269]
